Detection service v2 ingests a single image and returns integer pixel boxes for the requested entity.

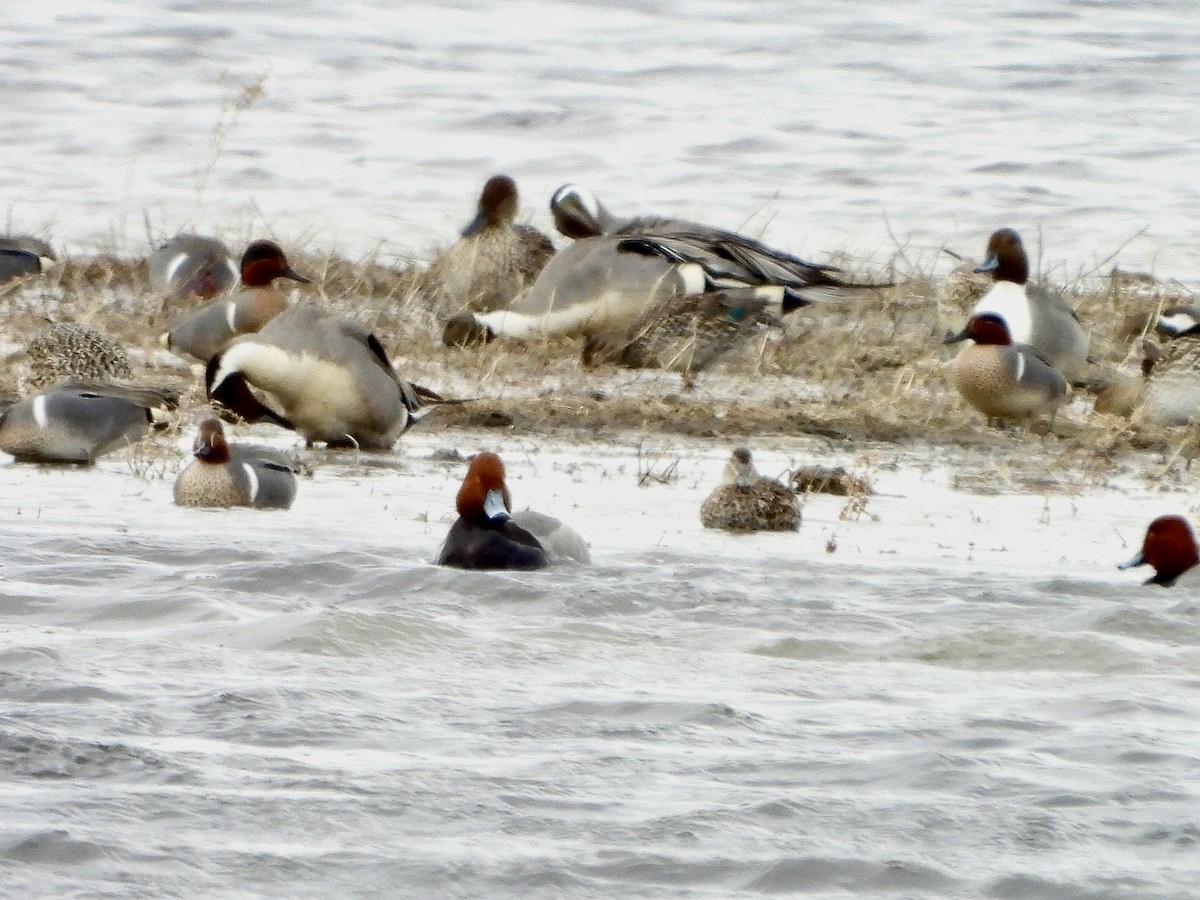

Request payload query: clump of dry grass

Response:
[0,232,1195,489]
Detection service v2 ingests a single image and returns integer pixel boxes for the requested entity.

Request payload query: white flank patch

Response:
[163,251,189,285]
[32,395,49,429]
[241,462,260,504]
[677,262,707,296]
[972,282,1032,344]
[1158,310,1200,336]
[224,301,239,332]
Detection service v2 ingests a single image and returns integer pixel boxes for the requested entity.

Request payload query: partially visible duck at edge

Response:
[0,236,56,284]
[165,239,311,364]
[700,447,801,533]
[443,183,886,368]
[0,383,177,464]
[944,228,1088,380]
[174,418,297,509]
[1119,515,1200,587]
[206,305,452,449]
[149,233,239,303]
[946,312,1068,427]
[425,174,556,313]
[437,451,589,570]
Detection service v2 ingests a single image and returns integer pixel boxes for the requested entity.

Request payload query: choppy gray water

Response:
[5,0,1200,281]
[6,2,1200,896]
[2,434,1200,898]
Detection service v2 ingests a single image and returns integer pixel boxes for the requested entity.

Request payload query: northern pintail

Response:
[174,418,297,509]
[149,234,239,302]
[1119,515,1200,587]
[700,447,801,533]
[444,184,885,369]
[206,305,447,450]
[0,236,56,283]
[947,312,1068,425]
[945,228,1088,380]
[166,240,311,363]
[436,451,589,569]
[0,383,177,464]
[425,175,556,313]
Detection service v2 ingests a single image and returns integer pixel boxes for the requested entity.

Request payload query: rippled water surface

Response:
[6,2,1200,896]
[3,429,1200,898]
[6,0,1200,281]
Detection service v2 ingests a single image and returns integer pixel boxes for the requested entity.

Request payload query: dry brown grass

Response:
[3,243,1198,487]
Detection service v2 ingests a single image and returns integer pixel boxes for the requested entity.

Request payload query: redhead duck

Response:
[425,175,555,313]
[947,312,1068,425]
[174,418,297,509]
[700,448,801,533]
[166,240,311,364]
[437,451,589,569]
[945,228,1088,380]
[1119,515,1200,586]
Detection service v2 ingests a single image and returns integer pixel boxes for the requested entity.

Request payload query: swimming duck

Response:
[944,228,1088,380]
[206,305,446,449]
[947,312,1069,425]
[437,451,589,569]
[0,383,177,464]
[1119,515,1200,586]
[425,175,556,313]
[444,184,882,367]
[149,234,239,303]
[165,240,311,364]
[174,418,297,509]
[700,448,801,533]
[0,236,56,284]
[25,322,133,389]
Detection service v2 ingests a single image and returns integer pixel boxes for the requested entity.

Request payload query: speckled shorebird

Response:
[165,239,311,363]
[700,448,801,533]
[206,305,450,449]
[947,312,1068,425]
[25,322,133,389]
[149,233,239,303]
[944,228,1088,380]
[444,183,883,370]
[425,175,556,313]
[437,451,590,569]
[0,383,176,464]
[0,236,56,284]
[174,418,297,509]
[1119,515,1200,587]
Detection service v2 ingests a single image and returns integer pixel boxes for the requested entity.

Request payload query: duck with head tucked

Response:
[0,236,56,284]
[0,383,177,464]
[1119,515,1200,587]
[174,418,297,509]
[947,312,1068,427]
[165,239,311,364]
[700,448,801,533]
[207,305,451,449]
[944,228,1088,381]
[425,175,556,314]
[437,451,589,570]
[149,233,240,304]
[443,183,886,373]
